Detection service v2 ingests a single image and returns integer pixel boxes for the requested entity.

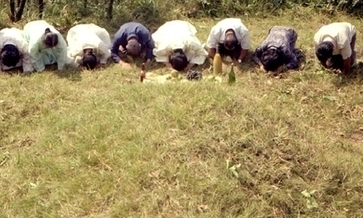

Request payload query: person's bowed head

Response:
[117,39,141,69]
[0,44,21,68]
[315,42,338,69]
[124,39,142,57]
[81,48,98,70]
[260,46,285,73]
[224,33,238,51]
[169,49,188,72]
[42,28,59,48]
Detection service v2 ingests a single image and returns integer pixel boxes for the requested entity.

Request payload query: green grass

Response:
[1,10,363,217]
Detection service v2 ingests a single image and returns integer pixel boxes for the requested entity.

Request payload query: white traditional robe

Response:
[23,20,68,72]
[152,20,207,65]
[0,27,33,72]
[206,18,251,50]
[66,23,111,67]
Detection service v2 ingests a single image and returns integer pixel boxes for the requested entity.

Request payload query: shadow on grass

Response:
[127,55,213,76]
[43,64,82,82]
[54,69,82,82]
[119,55,167,73]
[0,67,26,76]
[1,64,82,81]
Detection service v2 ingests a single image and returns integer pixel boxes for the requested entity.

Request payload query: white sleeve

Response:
[239,27,251,50]
[152,30,170,63]
[17,38,34,72]
[96,27,112,63]
[337,27,352,60]
[28,38,45,72]
[54,33,68,70]
[98,41,111,64]
[186,36,208,65]
[186,22,197,35]
[97,26,112,48]
[206,26,220,49]
[153,43,171,63]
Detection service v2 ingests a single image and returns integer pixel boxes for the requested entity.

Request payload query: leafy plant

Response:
[301,190,319,210]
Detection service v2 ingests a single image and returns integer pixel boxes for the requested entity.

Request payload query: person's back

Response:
[314,22,355,53]
[67,24,111,49]
[264,26,295,47]
[1,27,24,43]
[67,24,103,53]
[89,24,111,48]
[154,20,197,39]
[215,18,245,30]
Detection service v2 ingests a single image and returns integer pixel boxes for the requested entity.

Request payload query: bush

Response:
[0,0,362,28]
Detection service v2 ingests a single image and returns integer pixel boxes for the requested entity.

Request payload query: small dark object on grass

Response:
[186,70,203,81]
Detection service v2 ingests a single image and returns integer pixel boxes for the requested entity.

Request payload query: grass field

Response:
[1,9,363,218]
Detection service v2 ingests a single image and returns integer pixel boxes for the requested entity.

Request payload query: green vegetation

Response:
[1,0,363,30]
[1,1,363,217]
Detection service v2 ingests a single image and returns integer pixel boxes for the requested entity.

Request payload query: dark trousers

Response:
[328,33,356,70]
[217,43,241,60]
[330,51,356,70]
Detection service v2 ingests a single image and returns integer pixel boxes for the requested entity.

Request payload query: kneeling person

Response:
[152,20,208,71]
[23,20,68,72]
[111,22,154,71]
[0,27,33,73]
[67,23,111,70]
[314,22,356,74]
[252,26,302,73]
[205,18,251,66]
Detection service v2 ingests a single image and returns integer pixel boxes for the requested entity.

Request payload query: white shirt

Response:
[206,18,251,50]
[314,22,356,59]
[152,20,208,65]
[23,20,68,72]
[66,23,112,67]
[0,27,33,72]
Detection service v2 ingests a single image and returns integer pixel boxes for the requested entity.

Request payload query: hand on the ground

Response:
[233,60,240,67]
[332,69,341,74]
